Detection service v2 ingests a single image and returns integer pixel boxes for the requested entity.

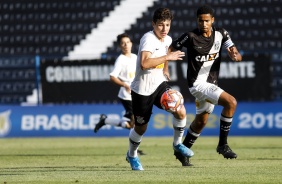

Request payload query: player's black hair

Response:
[153,7,173,23]
[197,5,215,17]
[117,33,130,44]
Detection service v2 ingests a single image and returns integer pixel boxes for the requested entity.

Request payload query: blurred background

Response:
[0,0,281,137]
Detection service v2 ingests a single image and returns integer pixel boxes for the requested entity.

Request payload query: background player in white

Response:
[94,33,136,132]
[94,33,146,155]
[126,7,194,171]
[170,5,242,166]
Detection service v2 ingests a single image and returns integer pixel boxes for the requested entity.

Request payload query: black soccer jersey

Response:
[171,27,234,88]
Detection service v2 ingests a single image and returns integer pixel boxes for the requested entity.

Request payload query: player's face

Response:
[197,14,214,35]
[120,37,132,54]
[152,19,171,40]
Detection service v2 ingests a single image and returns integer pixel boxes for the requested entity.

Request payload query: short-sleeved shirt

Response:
[131,31,172,95]
[171,27,234,88]
[110,53,137,100]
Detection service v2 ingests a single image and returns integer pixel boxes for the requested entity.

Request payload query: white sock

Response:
[104,118,121,126]
[128,129,142,157]
[173,117,186,146]
[120,121,129,128]
[105,118,129,128]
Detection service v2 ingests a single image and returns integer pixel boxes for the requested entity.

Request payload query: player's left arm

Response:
[227,45,242,62]
[222,28,242,62]
[163,47,173,81]
[163,60,170,81]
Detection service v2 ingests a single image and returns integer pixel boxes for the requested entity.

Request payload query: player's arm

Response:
[163,60,170,81]
[140,50,185,70]
[221,28,242,62]
[227,46,242,62]
[110,75,131,93]
[163,46,176,81]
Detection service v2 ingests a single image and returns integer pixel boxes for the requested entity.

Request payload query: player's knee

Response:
[134,124,147,135]
[173,105,186,120]
[228,96,237,110]
[195,114,208,127]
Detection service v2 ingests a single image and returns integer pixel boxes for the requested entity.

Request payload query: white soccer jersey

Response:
[131,31,172,95]
[110,53,137,100]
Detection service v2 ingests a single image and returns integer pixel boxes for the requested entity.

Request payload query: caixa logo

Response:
[195,53,219,62]
[0,110,11,137]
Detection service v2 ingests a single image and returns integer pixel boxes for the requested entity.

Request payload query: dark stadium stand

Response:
[0,57,36,104]
[1,0,121,104]
[1,0,121,57]
[0,0,281,104]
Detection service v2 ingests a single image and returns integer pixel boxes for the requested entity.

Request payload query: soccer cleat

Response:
[216,144,237,159]
[174,151,193,166]
[94,114,107,133]
[126,152,144,171]
[173,143,194,158]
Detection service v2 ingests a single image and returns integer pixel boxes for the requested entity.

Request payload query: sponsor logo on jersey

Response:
[195,53,219,62]
[214,41,220,50]
[194,46,202,49]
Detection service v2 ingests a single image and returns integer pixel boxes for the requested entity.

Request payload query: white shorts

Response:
[189,82,224,114]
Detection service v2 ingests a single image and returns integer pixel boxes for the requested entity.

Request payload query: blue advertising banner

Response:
[0,102,281,138]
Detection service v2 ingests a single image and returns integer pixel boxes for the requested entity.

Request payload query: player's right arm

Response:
[140,50,185,70]
[221,28,242,62]
[109,57,131,93]
[110,76,131,93]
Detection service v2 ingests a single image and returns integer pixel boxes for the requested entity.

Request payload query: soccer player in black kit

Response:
[170,5,242,166]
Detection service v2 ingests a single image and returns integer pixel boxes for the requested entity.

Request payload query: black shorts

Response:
[131,81,171,126]
[119,98,133,119]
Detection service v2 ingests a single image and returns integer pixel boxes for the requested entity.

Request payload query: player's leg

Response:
[126,91,152,170]
[94,113,130,133]
[171,103,194,158]
[94,99,133,133]
[122,100,146,156]
[217,91,237,159]
[180,83,218,165]
[183,110,210,148]
[120,99,134,129]
[184,82,221,146]
[154,83,193,159]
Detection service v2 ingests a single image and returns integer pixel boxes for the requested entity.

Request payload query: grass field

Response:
[0,136,281,184]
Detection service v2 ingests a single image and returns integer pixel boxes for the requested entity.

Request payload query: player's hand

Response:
[123,84,131,93]
[166,50,185,61]
[227,46,242,62]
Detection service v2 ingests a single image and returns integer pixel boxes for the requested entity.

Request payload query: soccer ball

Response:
[160,89,184,113]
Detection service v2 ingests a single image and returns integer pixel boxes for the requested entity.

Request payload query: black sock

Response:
[183,126,200,149]
[219,114,232,146]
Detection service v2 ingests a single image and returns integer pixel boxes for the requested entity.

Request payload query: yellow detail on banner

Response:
[152,113,218,129]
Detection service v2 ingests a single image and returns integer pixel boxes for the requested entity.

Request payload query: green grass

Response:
[0,137,281,184]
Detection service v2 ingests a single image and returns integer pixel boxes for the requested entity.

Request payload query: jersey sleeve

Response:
[109,56,123,78]
[221,28,235,49]
[140,33,156,53]
[171,32,189,50]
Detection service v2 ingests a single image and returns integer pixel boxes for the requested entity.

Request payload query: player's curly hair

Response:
[153,7,173,23]
[197,5,215,17]
[117,33,130,44]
